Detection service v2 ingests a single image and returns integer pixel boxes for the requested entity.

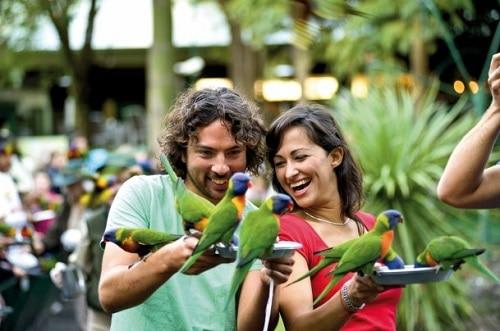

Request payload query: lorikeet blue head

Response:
[380,209,404,230]
[230,172,252,195]
[103,228,119,245]
[271,193,294,215]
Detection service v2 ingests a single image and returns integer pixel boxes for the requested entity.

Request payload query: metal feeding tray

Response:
[215,241,303,260]
[372,265,454,285]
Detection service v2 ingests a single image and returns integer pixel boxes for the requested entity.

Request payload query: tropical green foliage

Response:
[320,0,473,78]
[333,85,493,330]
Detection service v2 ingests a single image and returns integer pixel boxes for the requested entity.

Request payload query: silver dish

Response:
[372,265,453,285]
[215,241,303,260]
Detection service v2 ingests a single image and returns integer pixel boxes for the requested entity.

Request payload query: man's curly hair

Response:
[158,87,266,179]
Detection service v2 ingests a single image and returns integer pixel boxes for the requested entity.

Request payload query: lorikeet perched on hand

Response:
[160,153,215,233]
[102,227,182,258]
[313,209,404,305]
[415,235,499,283]
[225,193,293,308]
[179,172,251,273]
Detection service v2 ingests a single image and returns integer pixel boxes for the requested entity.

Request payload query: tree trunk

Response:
[147,0,176,153]
[72,79,89,137]
[227,20,261,100]
[292,1,311,103]
[42,0,98,139]
[409,16,428,106]
[293,46,310,103]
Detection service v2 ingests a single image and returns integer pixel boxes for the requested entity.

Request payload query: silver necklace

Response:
[303,210,351,226]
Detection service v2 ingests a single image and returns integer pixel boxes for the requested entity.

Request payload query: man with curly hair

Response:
[99,88,294,330]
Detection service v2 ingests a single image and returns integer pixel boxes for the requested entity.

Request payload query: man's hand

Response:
[182,247,234,275]
[488,53,500,109]
[156,236,198,272]
[260,256,295,285]
[177,233,234,275]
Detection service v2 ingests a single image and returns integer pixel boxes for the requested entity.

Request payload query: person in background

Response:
[99,87,294,331]
[259,104,402,330]
[33,156,90,331]
[72,152,140,331]
[45,150,67,194]
[0,138,23,222]
[437,52,500,209]
[7,139,35,197]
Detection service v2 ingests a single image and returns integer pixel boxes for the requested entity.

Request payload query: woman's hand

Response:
[345,273,385,307]
[260,256,295,285]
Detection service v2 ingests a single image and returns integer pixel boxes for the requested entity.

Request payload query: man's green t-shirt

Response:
[104,175,255,331]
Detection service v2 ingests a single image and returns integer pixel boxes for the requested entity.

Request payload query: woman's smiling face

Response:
[272,126,342,209]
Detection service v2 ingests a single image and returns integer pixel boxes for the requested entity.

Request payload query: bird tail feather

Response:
[313,274,342,306]
[179,250,203,274]
[160,154,178,183]
[287,258,333,287]
[465,257,500,284]
[224,262,253,310]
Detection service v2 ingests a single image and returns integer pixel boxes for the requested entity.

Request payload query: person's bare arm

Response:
[237,257,294,331]
[98,237,196,313]
[275,253,383,331]
[99,235,234,313]
[437,53,500,208]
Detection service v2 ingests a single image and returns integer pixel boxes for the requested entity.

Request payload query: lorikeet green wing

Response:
[313,235,381,305]
[0,223,16,237]
[102,227,182,258]
[160,154,215,232]
[179,172,251,273]
[225,193,293,309]
[287,238,355,286]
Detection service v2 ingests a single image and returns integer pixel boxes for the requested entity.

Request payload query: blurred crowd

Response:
[0,133,155,331]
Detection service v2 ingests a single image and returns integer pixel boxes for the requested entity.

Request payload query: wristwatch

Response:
[341,282,366,313]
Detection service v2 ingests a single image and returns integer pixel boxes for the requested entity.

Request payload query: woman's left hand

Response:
[260,256,295,285]
[347,273,385,306]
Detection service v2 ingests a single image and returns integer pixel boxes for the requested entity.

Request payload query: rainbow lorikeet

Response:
[0,223,32,240]
[160,153,215,233]
[179,172,251,273]
[0,223,16,237]
[289,215,404,287]
[313,209,404,305]
[102,227,182,258]
[415,235,499,283]
[225,193,293,308]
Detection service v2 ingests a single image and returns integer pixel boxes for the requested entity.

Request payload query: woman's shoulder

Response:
[279,213,316,238]
[354,210,376,229]
[279,213,325,265]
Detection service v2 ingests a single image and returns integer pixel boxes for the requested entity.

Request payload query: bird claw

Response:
[230,235,239,246]
[141,252,153,262]
[452,261,464,271]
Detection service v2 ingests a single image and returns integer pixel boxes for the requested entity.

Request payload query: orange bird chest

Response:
[232,196,246,219]
[380,230,394,256]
